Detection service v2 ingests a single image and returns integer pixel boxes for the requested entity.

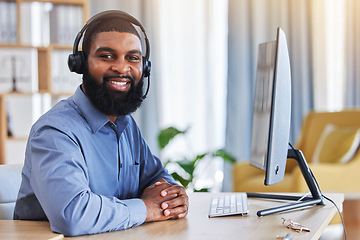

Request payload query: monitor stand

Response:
[247,147,325,217]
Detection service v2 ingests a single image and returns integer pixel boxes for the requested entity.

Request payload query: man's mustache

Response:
[103,74,135,83]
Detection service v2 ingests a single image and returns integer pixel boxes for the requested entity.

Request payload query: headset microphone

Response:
[141,75,151,101]
[68,10,151,100]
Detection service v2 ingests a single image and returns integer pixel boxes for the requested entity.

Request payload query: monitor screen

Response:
[249,28,292,186]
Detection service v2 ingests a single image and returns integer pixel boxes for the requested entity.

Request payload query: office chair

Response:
[0,164,23,220]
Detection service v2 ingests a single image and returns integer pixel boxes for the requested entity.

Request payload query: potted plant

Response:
[157,126,236,192]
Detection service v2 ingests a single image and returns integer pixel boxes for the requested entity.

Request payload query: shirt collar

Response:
[71,86,130,134]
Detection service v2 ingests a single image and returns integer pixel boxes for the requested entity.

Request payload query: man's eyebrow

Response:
[94,47,142,55]
[128,49,143,55]
[95,47,115,53]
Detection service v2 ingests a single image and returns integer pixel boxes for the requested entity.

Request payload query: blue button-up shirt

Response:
[14,86,175,236]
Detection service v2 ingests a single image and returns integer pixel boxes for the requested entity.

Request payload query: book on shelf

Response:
[21,1,52,46]
[20,2,83,46]
[5,93,51,164]
[49,4,83,45]
[6,93,52,139]
[0,47,38,93]
[51,49,82,93]
[0,1,17,43]
[5,93,68,164]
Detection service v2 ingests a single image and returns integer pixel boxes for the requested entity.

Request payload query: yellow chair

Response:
[233,109,360,194]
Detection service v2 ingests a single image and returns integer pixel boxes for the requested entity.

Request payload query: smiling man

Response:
[81,19,145,121]
[14,11,189,237]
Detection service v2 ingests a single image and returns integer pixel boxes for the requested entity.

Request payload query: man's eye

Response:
[127,55,140,61]
[100,54,113,60]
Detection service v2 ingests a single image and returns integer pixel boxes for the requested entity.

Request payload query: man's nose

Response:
[110,59,130,73]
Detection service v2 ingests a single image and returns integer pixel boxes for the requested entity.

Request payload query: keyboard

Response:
[208,193,249,217]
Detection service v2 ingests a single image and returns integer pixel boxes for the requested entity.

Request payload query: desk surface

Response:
[0,192,344,240]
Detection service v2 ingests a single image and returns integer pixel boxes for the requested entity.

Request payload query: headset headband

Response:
[72,10,150,60]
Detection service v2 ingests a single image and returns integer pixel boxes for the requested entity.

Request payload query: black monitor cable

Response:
[288,142,347,240]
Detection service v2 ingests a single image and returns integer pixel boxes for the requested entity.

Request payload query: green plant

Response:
[157,126,236,192]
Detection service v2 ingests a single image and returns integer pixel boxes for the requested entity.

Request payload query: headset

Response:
[68,10,151,100]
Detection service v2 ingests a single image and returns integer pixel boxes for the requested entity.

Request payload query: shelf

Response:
[0,0,88,164]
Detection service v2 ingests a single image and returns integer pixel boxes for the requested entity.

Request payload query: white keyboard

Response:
[208,193,249,217]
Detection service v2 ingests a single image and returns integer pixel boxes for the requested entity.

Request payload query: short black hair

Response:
[82,17,141,56]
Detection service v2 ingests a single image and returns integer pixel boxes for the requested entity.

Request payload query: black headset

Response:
[68,10,151,100]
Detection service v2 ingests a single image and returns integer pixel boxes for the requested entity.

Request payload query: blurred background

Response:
[1,0,359,193]
[88,0,359,192]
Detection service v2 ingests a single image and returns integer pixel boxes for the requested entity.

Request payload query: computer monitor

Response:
[249,28,291,186]
[248,28,324,217]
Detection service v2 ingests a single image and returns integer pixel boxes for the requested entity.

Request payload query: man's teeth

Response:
[110,81,128,86]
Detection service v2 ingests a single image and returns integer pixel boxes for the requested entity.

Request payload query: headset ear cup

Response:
[68,53,77,73]
[143,59,151,77]
[68,51,85,74]
[77,51,86,74]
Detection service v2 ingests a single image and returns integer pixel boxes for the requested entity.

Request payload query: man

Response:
[14,11,189,237]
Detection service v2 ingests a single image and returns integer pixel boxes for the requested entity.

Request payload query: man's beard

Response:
[82,66,144,117]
